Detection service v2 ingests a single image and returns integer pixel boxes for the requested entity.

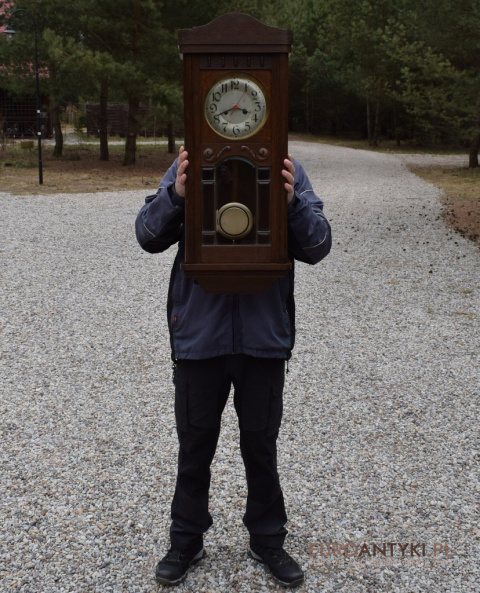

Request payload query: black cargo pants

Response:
[170,354,288,550]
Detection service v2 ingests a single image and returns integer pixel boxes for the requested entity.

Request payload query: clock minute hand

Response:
[230,90,248,115]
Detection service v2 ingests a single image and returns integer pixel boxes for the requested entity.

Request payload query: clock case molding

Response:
[178,13,293,294]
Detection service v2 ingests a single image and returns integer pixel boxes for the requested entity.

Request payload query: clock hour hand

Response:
[220,106,249,116]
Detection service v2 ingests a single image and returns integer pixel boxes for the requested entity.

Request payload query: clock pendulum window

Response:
[202,157,271,246]
[178,13,293,294]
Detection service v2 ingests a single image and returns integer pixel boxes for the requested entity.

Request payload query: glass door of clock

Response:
[201,157,271,246]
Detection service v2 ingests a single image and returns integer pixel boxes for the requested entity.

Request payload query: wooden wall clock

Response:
[178,13,293,294]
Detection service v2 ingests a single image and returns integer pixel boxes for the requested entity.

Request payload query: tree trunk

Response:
[372,80,382,147]
[51,103,63,157]
[305,86,310,134]
[123,95,140,166]
[99,77,109,162]
[393,106,400,147]
[167,121,175,153]
[366,90,372,146]
[469,132,479,168]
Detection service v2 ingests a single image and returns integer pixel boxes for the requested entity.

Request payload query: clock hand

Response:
[230,106,251,115]
[230,90,248,115]
[220,106,250,116]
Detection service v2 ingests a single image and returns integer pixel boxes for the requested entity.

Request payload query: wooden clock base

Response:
[181,262,292,294]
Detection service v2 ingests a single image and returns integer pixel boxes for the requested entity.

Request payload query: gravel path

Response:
[1,142,478,593]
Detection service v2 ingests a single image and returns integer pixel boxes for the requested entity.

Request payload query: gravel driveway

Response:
[1,142,478,592]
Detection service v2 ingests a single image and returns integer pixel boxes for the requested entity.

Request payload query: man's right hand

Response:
[174,146,189,198]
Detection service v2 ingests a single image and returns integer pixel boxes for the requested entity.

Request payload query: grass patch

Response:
[0,139,177,195]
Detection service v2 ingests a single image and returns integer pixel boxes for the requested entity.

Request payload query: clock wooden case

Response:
[178,13,293,294]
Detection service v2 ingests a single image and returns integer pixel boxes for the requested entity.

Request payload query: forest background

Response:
[1,0,479,165]
[1,0,479,243]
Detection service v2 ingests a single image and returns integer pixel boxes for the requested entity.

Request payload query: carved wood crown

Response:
[178,13,292,54]
[202,146,270,162]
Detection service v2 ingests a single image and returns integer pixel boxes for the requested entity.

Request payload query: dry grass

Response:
[412,166,480,246]
[0,141,177,195]
[288,132,467,155]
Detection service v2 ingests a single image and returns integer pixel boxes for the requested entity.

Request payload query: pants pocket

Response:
[188,386,221,430]
[174,378,222,431]
[237,381,284,435]
[174,379,189,432]
[267,385,283,436]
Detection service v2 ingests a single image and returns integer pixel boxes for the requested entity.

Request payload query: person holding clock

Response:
[135,146,331,587]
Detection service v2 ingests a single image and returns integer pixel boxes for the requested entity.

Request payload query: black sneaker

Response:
[249,545,304,588]
[155,545,205,585]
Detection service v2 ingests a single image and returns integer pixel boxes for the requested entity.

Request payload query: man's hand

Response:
[282,155,295,204]
[174,146,189,198]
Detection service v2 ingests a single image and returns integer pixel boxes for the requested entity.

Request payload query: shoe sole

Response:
[155,548,205,585]
[248,548,304,588]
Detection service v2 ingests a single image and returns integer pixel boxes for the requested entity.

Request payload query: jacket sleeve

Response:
[135,159,185,254]
[287,158,332,265]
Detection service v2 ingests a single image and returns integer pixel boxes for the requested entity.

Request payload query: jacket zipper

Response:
[231,295,237,354]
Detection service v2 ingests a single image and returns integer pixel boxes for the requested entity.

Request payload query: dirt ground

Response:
[1,140,479,247]
[412,166,480,247]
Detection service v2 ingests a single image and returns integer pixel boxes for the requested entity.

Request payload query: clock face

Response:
[205,75,268,139]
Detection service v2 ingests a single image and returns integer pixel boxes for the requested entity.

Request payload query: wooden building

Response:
[0,88,52,139]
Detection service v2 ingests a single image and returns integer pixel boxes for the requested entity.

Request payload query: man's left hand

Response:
[282,155,295,204]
